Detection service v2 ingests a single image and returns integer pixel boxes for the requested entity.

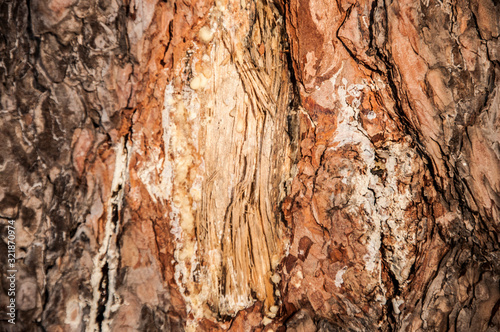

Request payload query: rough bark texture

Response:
[282,0,500,330]
[0,0,499,331]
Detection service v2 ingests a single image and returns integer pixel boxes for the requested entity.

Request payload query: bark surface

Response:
[0,0,499,331]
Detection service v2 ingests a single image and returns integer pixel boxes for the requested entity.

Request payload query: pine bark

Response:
[0,0,499,331]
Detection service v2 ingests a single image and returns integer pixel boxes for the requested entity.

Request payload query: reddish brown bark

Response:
[0,0,499,331]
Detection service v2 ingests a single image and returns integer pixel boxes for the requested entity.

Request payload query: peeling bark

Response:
[0,0,499,331]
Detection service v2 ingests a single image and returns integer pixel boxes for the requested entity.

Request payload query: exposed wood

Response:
[0,0,499,331]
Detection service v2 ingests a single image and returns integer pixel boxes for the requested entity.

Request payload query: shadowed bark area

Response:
[0,0,498,331]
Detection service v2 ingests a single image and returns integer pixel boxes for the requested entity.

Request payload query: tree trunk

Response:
[0,0,499,331]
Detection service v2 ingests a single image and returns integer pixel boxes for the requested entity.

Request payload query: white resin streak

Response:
[89,137,130,332]
[331,75,415,288]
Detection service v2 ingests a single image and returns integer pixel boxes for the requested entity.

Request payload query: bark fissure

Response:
[2,0,499,330]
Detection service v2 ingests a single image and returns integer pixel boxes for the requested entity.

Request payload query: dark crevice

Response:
[489,299,500,326]
[96,262,109,331]
[379,231,400,330]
